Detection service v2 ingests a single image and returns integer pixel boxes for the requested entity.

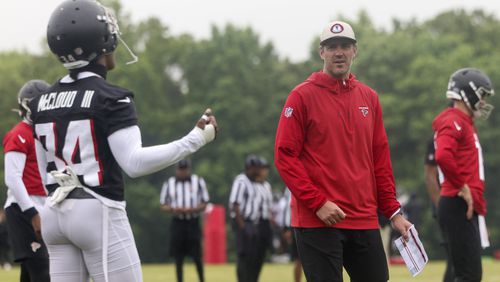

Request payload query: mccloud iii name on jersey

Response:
[37,90,95,112]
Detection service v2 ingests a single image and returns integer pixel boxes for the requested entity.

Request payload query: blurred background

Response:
[0,0,499,264]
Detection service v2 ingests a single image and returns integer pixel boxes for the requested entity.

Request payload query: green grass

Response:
[0,259,498,281]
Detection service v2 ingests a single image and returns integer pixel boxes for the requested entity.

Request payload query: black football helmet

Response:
[446,68,495,119]
[17,80,51,122]
[245,154,261,169]
[47,0,119,69]
[177,159,192,169]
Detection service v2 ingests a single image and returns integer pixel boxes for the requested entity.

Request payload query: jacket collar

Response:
[306,71,357,93]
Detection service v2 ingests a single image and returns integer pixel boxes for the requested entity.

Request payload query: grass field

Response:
[0,259,498,281]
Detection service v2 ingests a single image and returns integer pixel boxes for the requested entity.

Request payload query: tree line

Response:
[0,1,499,261]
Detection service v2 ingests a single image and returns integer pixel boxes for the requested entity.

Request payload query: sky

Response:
[1,0,499,62]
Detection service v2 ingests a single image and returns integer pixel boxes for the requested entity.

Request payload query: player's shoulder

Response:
[87,78,134,101]
[3,122,32,151]
[432,108,469,135]
[4,122,30,139]
[2,125,16,146]
[433,108,459,125]
[48,76,134,102]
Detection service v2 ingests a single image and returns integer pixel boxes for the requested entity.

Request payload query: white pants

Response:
[41,199,143,282]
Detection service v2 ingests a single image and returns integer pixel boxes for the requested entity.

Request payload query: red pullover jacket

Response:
[432,108,486,215]
[275,71,400,229]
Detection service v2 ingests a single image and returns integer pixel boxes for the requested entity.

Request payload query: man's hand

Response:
[283,229,293,245]
[458,184,474,220]
[31,213,42,241]
[195,108,218,142]
[391,213,412,241]
[236,217,245,230]
[160,205,173,213]
[173,207,187,215]
[315,201,346,226]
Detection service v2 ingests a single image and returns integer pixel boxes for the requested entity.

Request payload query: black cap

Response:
[177,159,191,169]
[245,154,261,169]
[259,156,270,168]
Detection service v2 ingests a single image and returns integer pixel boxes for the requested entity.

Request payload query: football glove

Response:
[49,166,82,205]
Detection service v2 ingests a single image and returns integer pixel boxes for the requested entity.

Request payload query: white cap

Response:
[320,21,356,45]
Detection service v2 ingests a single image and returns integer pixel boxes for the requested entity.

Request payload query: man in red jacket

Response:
[274,20,412,282]
[433,68,494,282]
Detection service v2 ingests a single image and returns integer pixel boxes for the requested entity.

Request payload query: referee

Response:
[278,188,302,282]
[229,154,273,282]
[160,159,209,282]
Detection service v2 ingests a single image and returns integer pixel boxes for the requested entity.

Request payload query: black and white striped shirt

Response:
[277,188,292,228]
[229,173,273,222]
[160,174,209,219]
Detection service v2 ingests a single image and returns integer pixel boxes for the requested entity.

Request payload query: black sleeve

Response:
[104,91,138,136]
[424,137,436,165]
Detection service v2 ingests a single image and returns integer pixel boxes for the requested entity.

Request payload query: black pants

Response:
[20,257,50,282]
[169,217,204,282]
[438,196,482,282]
[234,219,272,282]
[5,204,50,282]
[294,227,388,282]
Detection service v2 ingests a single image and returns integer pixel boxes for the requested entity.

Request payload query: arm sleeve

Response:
[424,138,437,165]
[434,122,465,190]
[34,138,48,186]
[372,96,401,219]
[4,152,35,211]
[108,125,208,178]
[274,91,327,212]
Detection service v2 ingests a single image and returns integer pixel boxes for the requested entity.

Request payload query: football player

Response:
[3,80,51,282]
[30,1,217,282]
[433,68,494,282]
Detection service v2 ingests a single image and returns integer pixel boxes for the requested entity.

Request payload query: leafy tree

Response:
[1,5,499,262]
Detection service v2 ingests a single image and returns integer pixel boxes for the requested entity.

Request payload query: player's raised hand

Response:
[195,108,218,143]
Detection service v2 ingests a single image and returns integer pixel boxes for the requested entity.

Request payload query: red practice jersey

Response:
[275,71,400,229]
[433,108,486,215]
[3,121,46,196]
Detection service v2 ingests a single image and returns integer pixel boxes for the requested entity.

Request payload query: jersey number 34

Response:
[35,119,103,187]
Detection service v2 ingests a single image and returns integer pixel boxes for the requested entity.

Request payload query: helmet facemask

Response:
[19,98,34,123]
[99,5,138,65]
[464,81,495,120]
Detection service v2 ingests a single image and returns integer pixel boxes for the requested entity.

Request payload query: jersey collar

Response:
[60,72,102,84]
